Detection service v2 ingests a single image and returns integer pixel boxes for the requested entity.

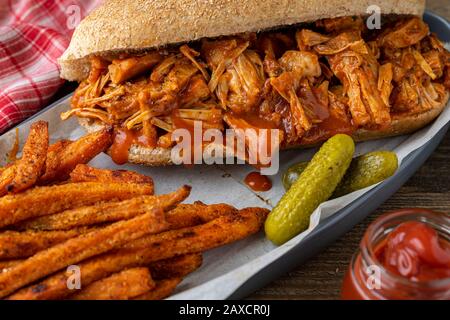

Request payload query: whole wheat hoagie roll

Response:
[59,0,426,80]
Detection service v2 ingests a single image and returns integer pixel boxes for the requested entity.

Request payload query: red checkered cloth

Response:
[0,0,102,134]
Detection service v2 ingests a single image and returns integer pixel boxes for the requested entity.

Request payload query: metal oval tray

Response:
[229,11,450,299]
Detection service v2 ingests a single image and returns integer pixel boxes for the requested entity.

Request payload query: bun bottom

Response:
[79,94,448,166]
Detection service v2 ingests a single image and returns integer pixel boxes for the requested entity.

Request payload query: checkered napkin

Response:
[0,0,101,134]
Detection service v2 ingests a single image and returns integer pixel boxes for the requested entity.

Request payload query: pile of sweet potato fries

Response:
[0,121,268,299]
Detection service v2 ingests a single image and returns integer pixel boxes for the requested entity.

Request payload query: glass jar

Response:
[341,208,450,300]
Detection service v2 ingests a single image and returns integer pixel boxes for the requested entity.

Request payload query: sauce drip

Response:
[171,114,207,165]
[376,221,450,282]
[301,113,355,145]
[110,128,156,165]
[244,172,272,192]
[171,115,196,136]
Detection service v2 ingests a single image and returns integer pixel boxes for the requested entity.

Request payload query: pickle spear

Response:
[332,151,398,198]
[265,134,355,245]
[282,151,398,198]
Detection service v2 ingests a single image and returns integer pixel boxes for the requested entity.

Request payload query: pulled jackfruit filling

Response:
[64,16,450,150]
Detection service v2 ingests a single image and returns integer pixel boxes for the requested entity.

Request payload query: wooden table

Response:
[250,0,450,300]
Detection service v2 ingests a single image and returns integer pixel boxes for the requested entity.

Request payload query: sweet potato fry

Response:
[39,128,113,184]
[149,254,202,280]
[17,185,190,231]
[0,165,16,197]
[124,207,269,251]
[0,208,168,298]
[133,278,182,300]
[0,260,22,272]
[0,229,88,260]
[47,139,73,153]
[8,207,267,300]
[71,268,155,300]
[166,202,237,229]
[0,182,153,228]
[8,121,48,194]
[7,249,155,299]
[69,164,153,185]
[38,140,73,184]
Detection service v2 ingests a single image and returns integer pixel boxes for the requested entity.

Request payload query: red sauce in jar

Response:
[244,172,272,192]
[376,221,450,282]
[341,209,450,300]
[110,128,156,165]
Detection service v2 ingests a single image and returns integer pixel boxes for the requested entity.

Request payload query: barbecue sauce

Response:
[110,128,156,165]
[244,172,272,192]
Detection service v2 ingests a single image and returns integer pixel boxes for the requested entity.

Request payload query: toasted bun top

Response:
[59,0,425,81]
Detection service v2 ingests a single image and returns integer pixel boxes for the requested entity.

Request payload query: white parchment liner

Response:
[0,91,449,299]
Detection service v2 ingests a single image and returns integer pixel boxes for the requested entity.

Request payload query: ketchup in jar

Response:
[341,209,450,300]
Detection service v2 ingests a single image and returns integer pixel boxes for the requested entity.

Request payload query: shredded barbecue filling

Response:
[64,17,450,154]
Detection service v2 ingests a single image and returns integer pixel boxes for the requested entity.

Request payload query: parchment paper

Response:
[0,92,449,299]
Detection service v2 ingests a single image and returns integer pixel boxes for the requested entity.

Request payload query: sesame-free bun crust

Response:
[78,118,173,166]
[79,92,448,166]
[59,0,425,81]
[352,96,448,141]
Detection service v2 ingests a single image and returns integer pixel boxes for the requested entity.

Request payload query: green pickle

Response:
[282,162,308,191]
[332,151,398,198]
[282,151,398,198]
[265,134,355,245]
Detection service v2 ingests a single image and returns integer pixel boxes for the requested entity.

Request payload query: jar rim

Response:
[360,208,450,290]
